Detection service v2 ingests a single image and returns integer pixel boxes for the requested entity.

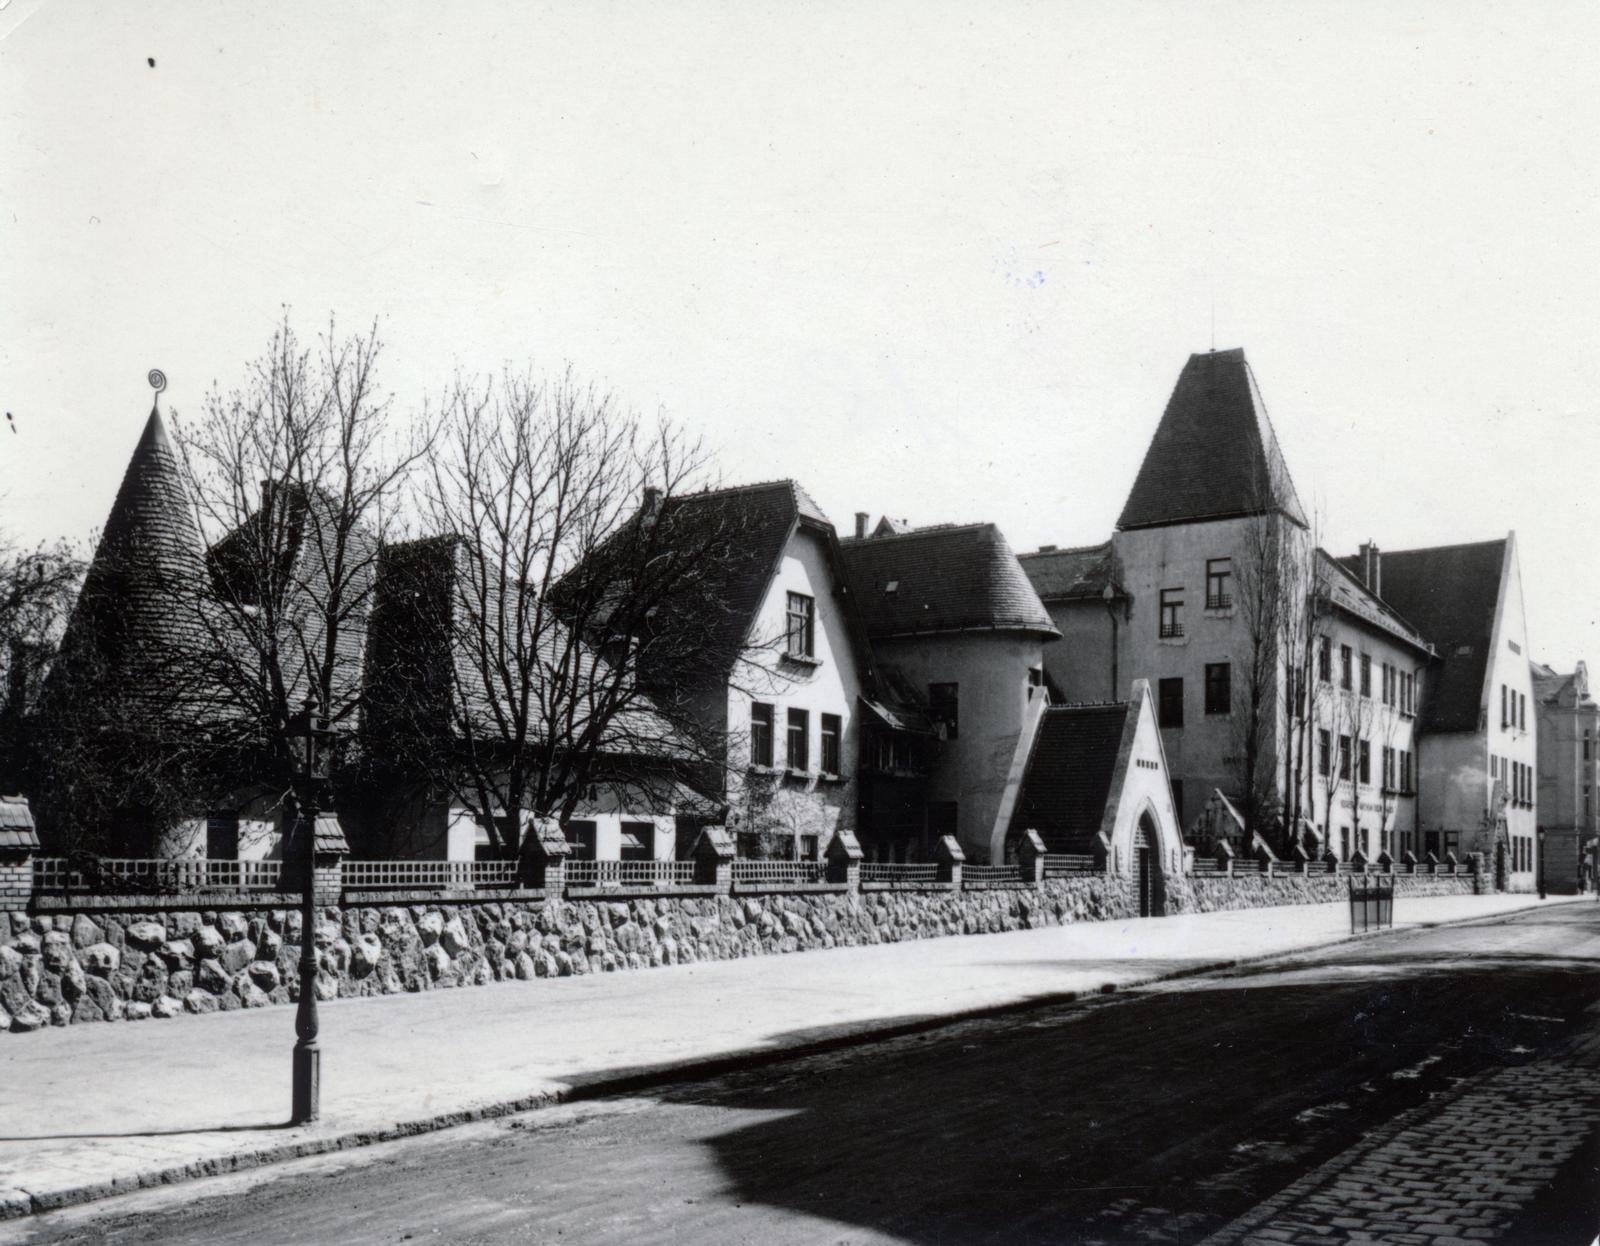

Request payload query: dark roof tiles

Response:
[1016,542,1117,601]
[1118,349,1307,531]
[1009,703,1129,852]
[839,523,1059,640]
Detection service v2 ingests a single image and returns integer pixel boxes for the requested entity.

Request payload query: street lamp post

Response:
[1537,826,1546,900]
[287,694,335,1125]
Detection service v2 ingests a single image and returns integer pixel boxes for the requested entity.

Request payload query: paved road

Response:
[10,904,1599,1246]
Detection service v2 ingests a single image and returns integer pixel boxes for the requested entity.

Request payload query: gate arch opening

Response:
[1134,811,1166,917]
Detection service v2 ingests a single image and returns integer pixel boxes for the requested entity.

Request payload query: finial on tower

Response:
[148,369,167,414]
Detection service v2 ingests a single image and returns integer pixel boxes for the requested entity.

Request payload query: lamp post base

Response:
[292,1043,320,1124]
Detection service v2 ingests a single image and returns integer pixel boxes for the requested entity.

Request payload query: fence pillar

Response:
[692,826,735,894]
[1402,849,1418,875]
[1349,848,1368,874]
[1016,829,1046,884]
[935,834,965,887]
[1375,850,1394,874]
[1443,850,1459,876]
[1093,831,1113,875]
[0,794,38,913]
[1215,840,1235,878]
[1424,850,1440,876]
[310,813,349,906]
[518,816,571,891]
[825,828,863,890]
[1290,844,1310,876]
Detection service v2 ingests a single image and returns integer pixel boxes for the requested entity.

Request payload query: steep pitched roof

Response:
[48,408,210,716]
[1316,550,1432,655]
[1340,539,1508,733]
[1117,349,1307,531]
[1008,702,1130,852]
[1016,541,1119,602]
[838,523,1059,640]
[0,793,39,851]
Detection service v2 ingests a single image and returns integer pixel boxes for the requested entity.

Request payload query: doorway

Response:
[1134,814,1165,917]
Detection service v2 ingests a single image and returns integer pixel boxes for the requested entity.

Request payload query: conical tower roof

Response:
[50,405,208,713]
[1117,349,1307,531]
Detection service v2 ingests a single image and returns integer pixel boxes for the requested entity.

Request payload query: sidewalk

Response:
[0,891,1576,1220]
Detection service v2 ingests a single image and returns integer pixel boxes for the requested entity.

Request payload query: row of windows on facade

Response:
[1490,754,1536,809]
[1157,558,1236,638]
[1156,666,1233,726]
[750,703,842,776]
[1312,730,1416,792]
[1499,684,1527,732]
[1315,638,1419,713]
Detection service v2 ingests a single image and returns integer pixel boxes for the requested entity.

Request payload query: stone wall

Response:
[1174,871,1476,914]
[0,869,1472,1036]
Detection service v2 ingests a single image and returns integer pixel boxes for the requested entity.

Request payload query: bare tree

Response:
[1277,514,1328,853]
[362,368,753,858]
[170,315,429,834]
[1320,666,1374,859]
[0,536,83,789]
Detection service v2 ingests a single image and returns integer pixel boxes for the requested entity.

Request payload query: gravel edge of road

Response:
[6,897,1582,1222]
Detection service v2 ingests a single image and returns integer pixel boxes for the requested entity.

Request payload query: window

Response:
[1339,735,1352,781]
[1318,729,1331,777]
[786,708,810,772]
[1585,785,1591,822]
[1027,666,1045,688]
[1158,677,1184,728]
[564,820,597,860]
[929,683,959,740]
[750,703,774,767]
[1520,692,1527,731]
[1339,826,1351,860]
[1204,663,1231,715]
[206,814,239,861]
[1401,750,1412,793]
[1318,635,1332,683]
[1585,731,1592,762]
[785,593,815,659]
[1358,739,1371,785]
[1360,653,1372,697]
[1382,745,1395,791]
[1159,588,1184,638]
[820,713,841,777]
[621,822,654,861]
[1501,684,1509,729]
[1381,663,1393,706]
[1340,645,1353,691]
[1205,558,1232,609]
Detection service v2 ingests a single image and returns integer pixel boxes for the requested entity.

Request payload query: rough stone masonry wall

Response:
[0,870,1474,1036]
[0,878,1138,1035]
[1176,871,1476,914]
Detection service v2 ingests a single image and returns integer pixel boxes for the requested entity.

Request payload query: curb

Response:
[5,894,1575,1222]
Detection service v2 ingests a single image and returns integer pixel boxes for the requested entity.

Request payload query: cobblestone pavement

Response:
[1201,999,1600,1246]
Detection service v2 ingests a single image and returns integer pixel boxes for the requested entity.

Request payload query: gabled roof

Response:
[48,408,210,716]
[1316,550,1432,655]
[1008,702,1129,852]
[642,479,836,681]
[1117,349,1307,531]
[1339,538,1508,733]
[1016,541,1119,602]
[838,523,1059,640]
[0,793,39,851]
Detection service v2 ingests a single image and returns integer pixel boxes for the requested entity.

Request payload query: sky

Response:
[3,1,1597,666]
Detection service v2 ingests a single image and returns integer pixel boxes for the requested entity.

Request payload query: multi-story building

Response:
[838,520,1059,863]
[1340,537,1537,886]
[1531,659,1598,893]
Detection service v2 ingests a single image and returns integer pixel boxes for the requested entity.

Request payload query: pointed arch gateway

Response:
[1133,809,1166,917]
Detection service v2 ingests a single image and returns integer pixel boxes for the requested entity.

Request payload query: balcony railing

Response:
[1159,622,1184,639]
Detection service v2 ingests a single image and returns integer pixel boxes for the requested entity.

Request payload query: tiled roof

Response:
[0,794,39,851]
[1016,541,1117,602]
[1316,551,1431,654]
[838,523,1059,640]
[48,408,212,717]
[1339,539,1508,733]
[1117,349,1307,531]
[1009,702,1129,852]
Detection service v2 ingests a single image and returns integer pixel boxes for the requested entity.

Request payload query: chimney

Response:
[854,511,869,540]
[1038,544,1057,553]
[1359,541,1381,596]
[642,485,663,519]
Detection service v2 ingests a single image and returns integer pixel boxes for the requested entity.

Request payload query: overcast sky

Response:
[3,2,1597,666]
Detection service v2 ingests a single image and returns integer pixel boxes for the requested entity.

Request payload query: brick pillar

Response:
[825,828,862,890]
[692,826,735,894]
[310,812,349,906]
[518,816,571,891]
[0,794,41,913]
[1016,829,1046,884]
[934,834,964,887]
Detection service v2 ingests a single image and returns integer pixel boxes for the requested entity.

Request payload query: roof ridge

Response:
[848,521,994,544]
[1360,537,1508,559]
[672,478,801,502]
[1016,541,1110,560]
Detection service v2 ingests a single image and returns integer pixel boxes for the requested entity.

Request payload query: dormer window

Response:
[884,580,899,594]
[785,592,815,659]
